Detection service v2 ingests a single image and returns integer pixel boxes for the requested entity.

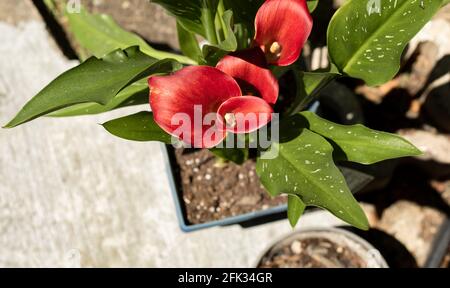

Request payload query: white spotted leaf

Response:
[256,125,369,230]
[328,0,443,86]
[299,111,422,165]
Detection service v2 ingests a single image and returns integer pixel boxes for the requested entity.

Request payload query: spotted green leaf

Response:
[256,126,369,230]
[328,0,443,86]
[299,111,422,164]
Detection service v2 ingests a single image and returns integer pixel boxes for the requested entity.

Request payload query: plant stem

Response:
[216,0,227,42]
[202,0,219,45]
[143,47,197,65]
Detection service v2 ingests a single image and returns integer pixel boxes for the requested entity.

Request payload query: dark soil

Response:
[258,238,366,268]
[174,149,286,224]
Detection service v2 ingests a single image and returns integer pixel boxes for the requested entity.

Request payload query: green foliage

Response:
[152,0,219,40]
[210,146,249,165]
[48,79,149,117]
[328,0,443,86]
[299,112,422,164]
[66,6,194,64]
[5,47,181,127]
[288,194,306,227]
[103,111,172,143]
[286,71,339,116]
[177,22,204,64]
[307,0,319,12]
[202,10,238,65]
[256,125,369,230]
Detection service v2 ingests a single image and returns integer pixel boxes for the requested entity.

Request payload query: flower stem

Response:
[202,0,219,45]
[142,47,197,65]
[216,0,227,42]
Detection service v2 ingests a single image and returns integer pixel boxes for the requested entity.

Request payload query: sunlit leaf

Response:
[288,194,306,227]
[256,126,369,230]
[67,6,194,64]
[328,0,443,86]
[5,47,181,127]
[48,80,148,117]
[103,111,171,143]
[299,111,422,164]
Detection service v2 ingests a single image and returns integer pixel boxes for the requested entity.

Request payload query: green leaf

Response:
[102,111,171,143]
[152,0,219,40]
[202,10,238,65]
[307,0,319,12]
[67,6,194,64]
[299,111,422,164]
[48,79,148,117]
[177,21,204,64]
[327,0,443,86]
[286,71,339,116]
[256,126,369,230]
[4,47,181,128]
[210,147,249,165]
[288,194,306,228]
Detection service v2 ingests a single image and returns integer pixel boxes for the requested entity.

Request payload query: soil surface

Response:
[174,149,286,224]
[258,237,366,268]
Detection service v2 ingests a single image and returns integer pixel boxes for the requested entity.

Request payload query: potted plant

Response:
[5,0,447,232]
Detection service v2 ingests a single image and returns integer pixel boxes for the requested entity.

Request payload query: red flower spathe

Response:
[149,66,274,148]
[217,96,273,134]
[216,48,279,105]
[254,0,313,66]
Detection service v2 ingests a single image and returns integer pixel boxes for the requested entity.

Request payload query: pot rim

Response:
[255,226,389,268]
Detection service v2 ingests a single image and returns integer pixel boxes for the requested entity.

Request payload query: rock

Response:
[398,129,450,164]
[377,201,446,266]
[0,0,41,24]
[361,203,379,227]
[401,42,439,96]
[290,240,302,255]
[430,180,450,207]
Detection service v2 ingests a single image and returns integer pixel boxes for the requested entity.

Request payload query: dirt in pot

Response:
[173,149,286,224]
[258,238,367,268]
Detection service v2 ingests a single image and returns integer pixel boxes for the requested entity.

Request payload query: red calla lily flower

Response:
[217,96,273,134]
[216,48,279,105]
[254,0,313,66]
[149,66,274,148]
